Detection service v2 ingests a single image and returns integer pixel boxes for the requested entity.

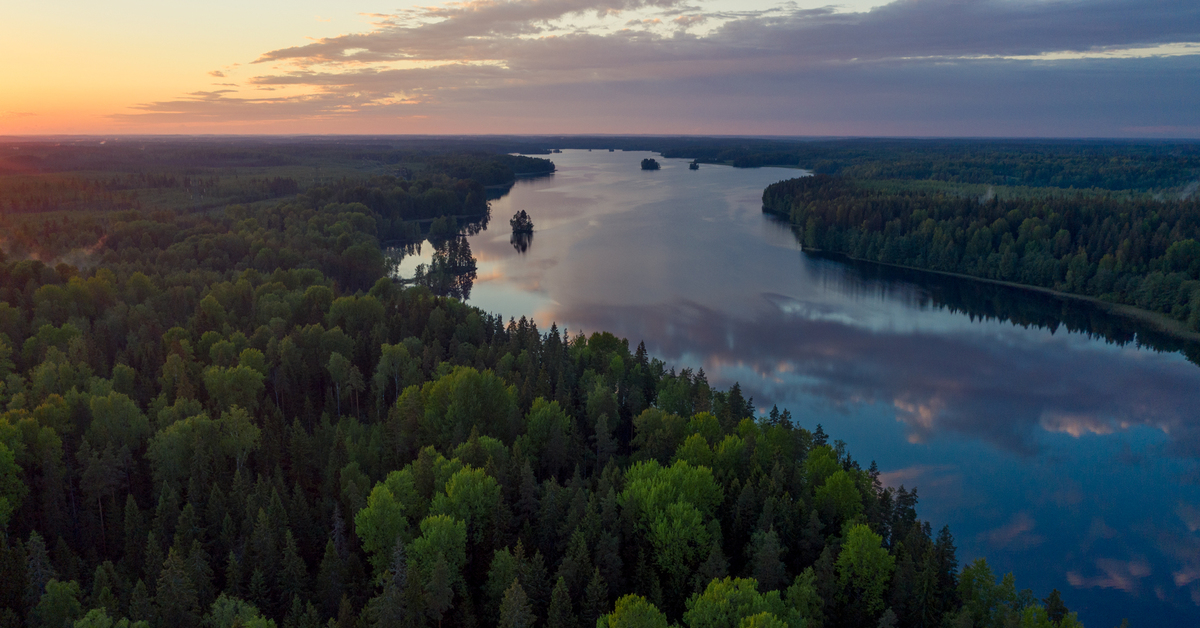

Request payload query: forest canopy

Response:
[0,140,1085,628]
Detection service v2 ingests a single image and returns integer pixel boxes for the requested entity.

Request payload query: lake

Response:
[397,149,1200,626]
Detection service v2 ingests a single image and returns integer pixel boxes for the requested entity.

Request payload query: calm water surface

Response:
[401,150,1200,626]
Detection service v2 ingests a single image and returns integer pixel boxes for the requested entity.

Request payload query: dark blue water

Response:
[397,150,1200,626]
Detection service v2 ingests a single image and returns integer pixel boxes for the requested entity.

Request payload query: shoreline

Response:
[805,247,1200,344]
[484,170,555,190]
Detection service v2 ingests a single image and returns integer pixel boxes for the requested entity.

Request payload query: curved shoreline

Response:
[804,247,1200,344]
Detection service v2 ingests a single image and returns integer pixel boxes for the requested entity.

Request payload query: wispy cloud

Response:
[979,512,1044,550]
[1068,557,1153,593]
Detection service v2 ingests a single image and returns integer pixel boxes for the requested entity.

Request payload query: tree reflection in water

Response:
[414,236,477,300]
[510,231,533,254]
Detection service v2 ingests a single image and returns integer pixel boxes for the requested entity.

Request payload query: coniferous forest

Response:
[0,139,1096,628]
[763,175,1200,332]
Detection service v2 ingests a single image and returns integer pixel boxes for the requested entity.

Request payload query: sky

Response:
[2,0,1199,137]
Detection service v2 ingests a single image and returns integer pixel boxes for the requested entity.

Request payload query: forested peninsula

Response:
[0,140,1083,628]
[763,175,1200,335]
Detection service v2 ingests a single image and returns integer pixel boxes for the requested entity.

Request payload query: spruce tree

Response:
[581,569,608,628]
[748,528,787,592]
[547,577,576,628]
[224,551,244,598]
[498,580,534,628]
[316,540,345,619]
[278,530,308,610]
[122,496,144,576]
[1043,589,1069,624]
[156,547,200,628]
[366,542,408,628]
[128,580,152,622]
[24,531,55,614]
[186,540,214,610]
[142,533,164,594]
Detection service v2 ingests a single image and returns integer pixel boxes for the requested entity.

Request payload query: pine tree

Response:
[316,540,345,619]
[249,508,279,584]
[425,556,453,626]
[581,569,608,628]
[366,542,408,628]
[128,580,152,622]
[748,527,787,592]
[1043,589,1069,624]
[499,580,534,628]
[555,530,591,598]
[173,503,199,553]
[143,533,164,594]
[156,547,200,628]
[153,485,181,545]
[122,495,144,575]
[0,537,26,616]
[24,531,55,614]
[88,561,123,616]
[248,568,270,613]
[547,577,575,628]
[224,551,244,598]
[186,540,215,610]
[278,529,308,610]
[693,543,728,593]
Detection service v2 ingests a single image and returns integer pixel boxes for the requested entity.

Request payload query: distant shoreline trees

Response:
[763,174,1200,331]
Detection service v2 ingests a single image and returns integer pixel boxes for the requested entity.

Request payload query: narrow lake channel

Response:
[396,149,1200,626]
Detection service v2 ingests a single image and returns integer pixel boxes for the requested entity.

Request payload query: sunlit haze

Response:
[3,0,1199,136]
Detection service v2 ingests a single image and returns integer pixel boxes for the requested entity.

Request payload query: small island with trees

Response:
[641,158,661,170]
[510,209,534,234]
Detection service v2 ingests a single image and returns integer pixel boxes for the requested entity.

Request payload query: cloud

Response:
[208,70,226,77]
[1068,557,1153,593]
[979,512,1044,550]
[119,0,1200,134]
[877,464,958,489]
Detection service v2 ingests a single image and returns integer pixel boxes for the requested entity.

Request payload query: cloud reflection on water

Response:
[547,294,1200,457]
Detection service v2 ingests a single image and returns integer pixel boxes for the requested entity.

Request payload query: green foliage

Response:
[34,579,84,628]
[835,524,894,617]
[683,577,802,628]
[598,595,670,628]
[0,441,24,529]
[499,580,534,628]
[202,365,264,414]
[430,466,501,544]
[421,367,518,449]
[207,594,273,628]
[409,514,467,602]
[814,471,862,526]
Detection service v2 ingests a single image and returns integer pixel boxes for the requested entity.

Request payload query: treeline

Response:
[313,175,489,243]
[0,174,304,215]
[422,155,555,187]
[764,175,1200,330]
[0,171,490,266]
[661,140,1200,192]
[0,151,1083,628]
